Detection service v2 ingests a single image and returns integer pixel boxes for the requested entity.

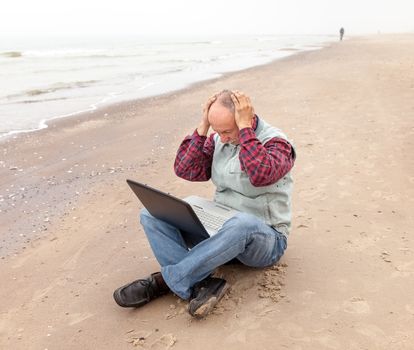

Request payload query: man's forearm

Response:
[196,122,210,137]
[238,129,295,186]
[174,131,215,181]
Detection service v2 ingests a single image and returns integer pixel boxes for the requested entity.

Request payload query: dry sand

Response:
[0,34,413,349]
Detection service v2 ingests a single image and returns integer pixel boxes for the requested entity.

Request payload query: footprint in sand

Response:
[337,180,348,187]
[302,163,315,174]
[405,304,414,315]
[150,334,177,350]
[225,314,264,344]
[354,323,388,347]
[300,290,316,300]
[62,244,88,271]
[276,321,311,342]
[68,312,94,326]
[32,284,55,302]
[343,297,370,314]
[313,333,341,349]
[380,250,392,263]
[371,190,383,199]
[392,261,414,278]
[164,303,186,320]
[341,235,376,253]
[126,330,177,349]
[338,190,352,198]
[299,187,328,202]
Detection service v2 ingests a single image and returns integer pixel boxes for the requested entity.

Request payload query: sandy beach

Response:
[1,34,413,349]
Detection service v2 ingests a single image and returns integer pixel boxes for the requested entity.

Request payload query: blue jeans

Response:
[140,208,287,299]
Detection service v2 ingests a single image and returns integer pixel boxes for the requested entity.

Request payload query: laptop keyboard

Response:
[192,206,227,231]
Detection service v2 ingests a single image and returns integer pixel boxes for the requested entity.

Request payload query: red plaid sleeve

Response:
[174,130,215,181]
[174,126,295,186]
[238,127,295,186]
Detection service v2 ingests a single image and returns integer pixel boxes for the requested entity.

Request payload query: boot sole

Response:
[190,283,230,318]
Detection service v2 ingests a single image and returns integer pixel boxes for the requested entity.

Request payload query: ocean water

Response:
[0,34,333,138]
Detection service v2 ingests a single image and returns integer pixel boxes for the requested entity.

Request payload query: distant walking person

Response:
[340,27,345,41]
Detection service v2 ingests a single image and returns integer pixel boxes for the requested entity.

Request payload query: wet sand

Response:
[0,34,413,349]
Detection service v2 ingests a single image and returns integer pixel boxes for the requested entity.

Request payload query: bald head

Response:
[207,89,239,144]
[214,89,235,114]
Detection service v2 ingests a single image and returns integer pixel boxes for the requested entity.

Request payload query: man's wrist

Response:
[238,126,256,144]
[238,123,252,130]
[196,124,209,136]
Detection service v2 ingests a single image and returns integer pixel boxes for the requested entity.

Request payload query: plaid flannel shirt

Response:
[174,116,295,187]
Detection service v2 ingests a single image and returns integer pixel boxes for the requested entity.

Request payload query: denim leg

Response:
[140,208,189,267]
[236,225,287,267]
[161,212,287,299]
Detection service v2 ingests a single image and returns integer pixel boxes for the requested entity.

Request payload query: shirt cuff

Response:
[239,127,255,143]
[193,129,207,139]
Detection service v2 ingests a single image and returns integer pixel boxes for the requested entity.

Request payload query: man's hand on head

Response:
[231,91,255,130]
[197,93,217,136]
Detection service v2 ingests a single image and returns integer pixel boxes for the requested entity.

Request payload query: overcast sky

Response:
[1,0,413,37]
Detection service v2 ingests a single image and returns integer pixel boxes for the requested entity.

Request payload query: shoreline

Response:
[1,33,413,349]
[0,38,334,143]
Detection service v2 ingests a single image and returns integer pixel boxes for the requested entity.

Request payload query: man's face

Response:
[208,102,240,145]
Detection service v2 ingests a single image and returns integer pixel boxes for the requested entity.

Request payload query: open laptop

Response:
[126,179,240,247]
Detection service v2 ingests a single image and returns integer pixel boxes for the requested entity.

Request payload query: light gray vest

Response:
[211,118,294,237]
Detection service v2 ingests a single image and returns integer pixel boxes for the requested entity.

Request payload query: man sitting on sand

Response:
[113,90,296,318]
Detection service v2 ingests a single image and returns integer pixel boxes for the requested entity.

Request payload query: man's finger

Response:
[205,96,217,108]
[234,90,246,97]
[211,92,220,100]
[237,95,249,108]
[231,93,240,105]
[234,92,250,106]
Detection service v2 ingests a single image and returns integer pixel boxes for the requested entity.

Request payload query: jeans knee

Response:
[274,235,288,263]
[228,212,259,232]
